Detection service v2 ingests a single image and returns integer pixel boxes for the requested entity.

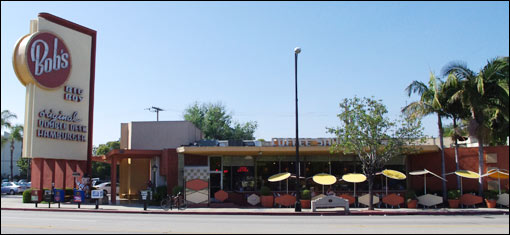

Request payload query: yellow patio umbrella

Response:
[482,169,509,195]
[268,172,291,194]
[312,173,337,194]
[446,170,480,195]
[381,169,406,196]
[409,169,447,195]
[340,173,367,197]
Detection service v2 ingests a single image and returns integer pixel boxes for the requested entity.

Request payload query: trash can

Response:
[31,189,42,202]
[54,189,65,202]
[73,189,85,203]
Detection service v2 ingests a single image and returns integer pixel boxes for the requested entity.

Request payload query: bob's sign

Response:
[12,13,96,162]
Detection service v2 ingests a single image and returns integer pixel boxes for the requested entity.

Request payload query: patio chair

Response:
[382,193,404,208]
[460,193,483,208]
[275,194,296,208]
[338,194,356,207]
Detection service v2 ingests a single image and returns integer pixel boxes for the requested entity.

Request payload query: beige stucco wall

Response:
[120,121,202,150]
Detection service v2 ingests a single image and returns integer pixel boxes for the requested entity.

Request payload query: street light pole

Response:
[294,47,302,212]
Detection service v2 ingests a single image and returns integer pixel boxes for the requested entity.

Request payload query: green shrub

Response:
[172,185,183,196]
[483,190,498,200]
[23,189,32,203]
[447,189,460,200]
[152,185,168,202]
[301,189,311,200]
[405,189,417,201]
[260,186,271,196]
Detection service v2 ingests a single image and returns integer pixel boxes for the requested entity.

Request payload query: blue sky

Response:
[1,1,509,147]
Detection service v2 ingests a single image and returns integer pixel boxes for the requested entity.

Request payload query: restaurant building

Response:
[95,121,508,206]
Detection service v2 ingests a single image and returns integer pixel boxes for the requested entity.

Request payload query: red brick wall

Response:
[408,146,509,193]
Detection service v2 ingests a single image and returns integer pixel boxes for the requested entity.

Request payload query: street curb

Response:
[2,207,509,216]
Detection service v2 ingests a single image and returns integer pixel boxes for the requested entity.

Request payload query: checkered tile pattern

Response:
[184,167,209,204]
[184,167,209,181]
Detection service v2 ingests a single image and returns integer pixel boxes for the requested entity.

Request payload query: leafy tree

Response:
[328,97,425,210]
[403,73,449,201]
[16,158,30,180]
[442,56,509,195]
[92,140,120,180]
[183,102,258,140]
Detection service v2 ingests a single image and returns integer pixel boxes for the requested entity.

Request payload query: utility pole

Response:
[145,107,164,121]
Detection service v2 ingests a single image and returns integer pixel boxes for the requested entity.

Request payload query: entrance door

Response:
[209,157,222,202]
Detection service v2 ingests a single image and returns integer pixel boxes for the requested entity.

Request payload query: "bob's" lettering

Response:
[30,37,69,76]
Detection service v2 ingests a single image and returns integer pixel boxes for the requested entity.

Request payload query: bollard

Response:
[78,202,81,209]
[96,199,99,209]
[144,200,147,211]
[58,202,60,208]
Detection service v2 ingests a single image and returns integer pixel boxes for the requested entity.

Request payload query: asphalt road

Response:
[1,210,508,234]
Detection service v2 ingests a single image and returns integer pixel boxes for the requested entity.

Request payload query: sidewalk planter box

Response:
[485,199,497,208]
[261,195,274,208]
[448,199,460,208]
[407,199,417,208]
[300,199,311,209]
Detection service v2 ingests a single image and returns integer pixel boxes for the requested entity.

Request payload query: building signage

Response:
[12,14,95,161]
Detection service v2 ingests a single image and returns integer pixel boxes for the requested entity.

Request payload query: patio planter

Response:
[407,199,417,208]
[485,199,497,208]
[261,195,274,208]
[300,199,311,209]
[448,199,460,208]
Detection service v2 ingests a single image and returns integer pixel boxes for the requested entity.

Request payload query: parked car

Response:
[17,182,31,192]
[1,182,21,195]
[17,179,28,184]
[93,182,119,195]
[92,178,105,187]
[2,179,9,183]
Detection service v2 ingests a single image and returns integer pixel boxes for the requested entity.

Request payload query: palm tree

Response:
[7,125,23,182]
[1,110,17,147]
[403,72,448,202]
[442,57,509,196]
[442,73,471,191]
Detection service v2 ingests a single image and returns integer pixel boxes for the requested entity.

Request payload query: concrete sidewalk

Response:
[2,195,508,216]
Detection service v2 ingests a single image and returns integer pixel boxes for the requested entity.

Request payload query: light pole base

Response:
[295,201,302,212]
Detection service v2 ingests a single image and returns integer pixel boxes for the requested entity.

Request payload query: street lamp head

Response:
[294,47,301,54]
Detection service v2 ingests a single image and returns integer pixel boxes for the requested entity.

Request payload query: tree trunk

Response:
[438,113,447,203]
[477,135,484,196]
[453,118,461,191]
[368,174,374,210]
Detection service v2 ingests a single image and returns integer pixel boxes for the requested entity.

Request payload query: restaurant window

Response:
[223,156,255,192]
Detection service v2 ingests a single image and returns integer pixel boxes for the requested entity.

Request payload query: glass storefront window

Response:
[232,166,254,192]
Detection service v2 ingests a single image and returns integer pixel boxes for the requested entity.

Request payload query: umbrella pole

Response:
[322,185,325,195]
[460,178,463,195]
[354,183,356,197]
[498,177,501,195]
[385,177,388,196]
[424,176,427,195]
[286,179,288,195]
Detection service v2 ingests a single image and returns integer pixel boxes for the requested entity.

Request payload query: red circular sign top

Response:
[26,32,71,89]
